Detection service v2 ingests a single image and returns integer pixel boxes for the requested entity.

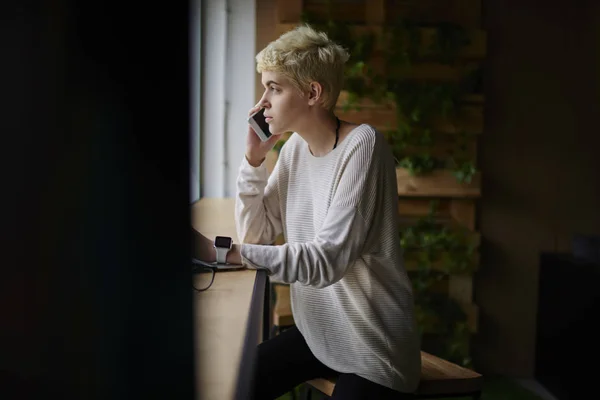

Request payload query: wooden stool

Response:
[271,284,295,337]
[305,351,483,399]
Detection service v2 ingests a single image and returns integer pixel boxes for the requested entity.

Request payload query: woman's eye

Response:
[270,86,280,93]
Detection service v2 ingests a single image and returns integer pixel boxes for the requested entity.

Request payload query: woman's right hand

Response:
[246,105,281,167]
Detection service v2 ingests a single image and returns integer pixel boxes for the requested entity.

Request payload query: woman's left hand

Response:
[191,228,216,263]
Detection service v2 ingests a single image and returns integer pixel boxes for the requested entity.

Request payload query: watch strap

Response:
[215,247,229,264]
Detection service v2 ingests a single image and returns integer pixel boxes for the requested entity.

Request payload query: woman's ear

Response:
[307,81,323,106]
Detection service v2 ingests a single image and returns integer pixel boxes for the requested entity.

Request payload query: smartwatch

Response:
[214,236,233,264]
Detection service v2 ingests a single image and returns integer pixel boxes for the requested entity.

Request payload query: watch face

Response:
[214,236,232,248]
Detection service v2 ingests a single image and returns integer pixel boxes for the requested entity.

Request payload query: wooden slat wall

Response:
[276,0,302,23]
[396,168,481,197]
[337,104,484,135]
[276,24,486,59]
[271,0,485,344]
[300,0,482,27]
[385,0,482,28]
[366,0,385,25]
[304,0,367,23]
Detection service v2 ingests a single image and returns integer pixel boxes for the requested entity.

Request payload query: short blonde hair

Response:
[256,24,350,111]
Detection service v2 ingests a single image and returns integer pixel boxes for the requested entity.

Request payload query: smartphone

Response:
[248,107,272,142]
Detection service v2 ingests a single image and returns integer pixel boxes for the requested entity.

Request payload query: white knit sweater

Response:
[236,124,421,393]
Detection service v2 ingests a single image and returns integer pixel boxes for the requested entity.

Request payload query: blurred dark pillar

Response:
[1,1,195,398]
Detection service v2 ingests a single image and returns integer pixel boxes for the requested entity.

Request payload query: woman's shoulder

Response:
[344,123,388,153]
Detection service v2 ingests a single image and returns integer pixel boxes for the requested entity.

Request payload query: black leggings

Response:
[253,326,414,399]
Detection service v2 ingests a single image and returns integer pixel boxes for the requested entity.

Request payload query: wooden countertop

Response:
[191,197,259,400]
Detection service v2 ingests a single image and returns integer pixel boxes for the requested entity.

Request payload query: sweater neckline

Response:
[305,124,366,162]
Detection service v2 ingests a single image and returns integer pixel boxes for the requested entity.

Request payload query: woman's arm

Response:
[235,154,284,245]
[191,227,243,264]
[241,130,386,287]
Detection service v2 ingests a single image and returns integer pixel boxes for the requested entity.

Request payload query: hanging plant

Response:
[400,201,478,274]
[451,159,478,184]
[430,22,471,64]
[398,154,439,175]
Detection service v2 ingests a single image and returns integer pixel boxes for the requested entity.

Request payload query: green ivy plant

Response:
[398,154,438,175]
[299,11,479,183]
[413,292,471,367]
[400,201,478,274]
[451,159,478,184]
[401,200,476,366]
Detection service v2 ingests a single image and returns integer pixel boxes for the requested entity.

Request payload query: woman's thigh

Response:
[330,373,414,400]
[253,326,336,400]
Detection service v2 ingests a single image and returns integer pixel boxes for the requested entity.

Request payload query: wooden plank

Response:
[308,349,483,396]
[385,0,482,28]
[398,198,452,218]
[306,378,336,397]
[277,0,303,23]
[273,284,295,327]
[336,104,483,134]
[461,93,484,104]
[399,140,477,164]
[454,0,483,29]
[466,303,478,333]
[416,28,486,60]
[418,348,482,393]
[304,0,367,23]
[404,229,480,249]
[433,105,483,134]
[275,23,384,41]
[418,302,478,334]
[366,0,385,25]
[404,251,480,274]
[304,0,483,29]
[399,218,481,244]
[398,215,464,231]
[396,168,481,197]
[276,23,486,60]
[398,198,478,236]
[449,199,476,230]
[449,275,474,305]
[305,0,483,27]
[389,61,480,81]
[410,274,472,301]
[337,91,484,108]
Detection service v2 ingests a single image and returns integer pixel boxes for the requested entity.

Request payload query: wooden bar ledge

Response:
[306,351,483,399]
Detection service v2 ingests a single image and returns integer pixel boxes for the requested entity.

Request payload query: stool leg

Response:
[302,384,312,400]
[270,325,278,339]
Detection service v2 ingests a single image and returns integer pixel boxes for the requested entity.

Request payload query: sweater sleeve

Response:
[241,132,380,288]
[235,155,283,245]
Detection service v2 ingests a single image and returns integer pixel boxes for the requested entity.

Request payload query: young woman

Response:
[193,25,421,399]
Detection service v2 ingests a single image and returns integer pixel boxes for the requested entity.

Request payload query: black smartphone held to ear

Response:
[248,108,272,142]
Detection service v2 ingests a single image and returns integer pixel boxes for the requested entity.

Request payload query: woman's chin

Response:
[269,127,285,136]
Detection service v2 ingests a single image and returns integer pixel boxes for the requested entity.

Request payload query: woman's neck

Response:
[294,110,340,157]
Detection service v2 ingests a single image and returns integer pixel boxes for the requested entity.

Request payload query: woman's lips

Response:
[265,117,273,122]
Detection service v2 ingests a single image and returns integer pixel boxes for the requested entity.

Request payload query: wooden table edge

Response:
[232,269,270,399]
